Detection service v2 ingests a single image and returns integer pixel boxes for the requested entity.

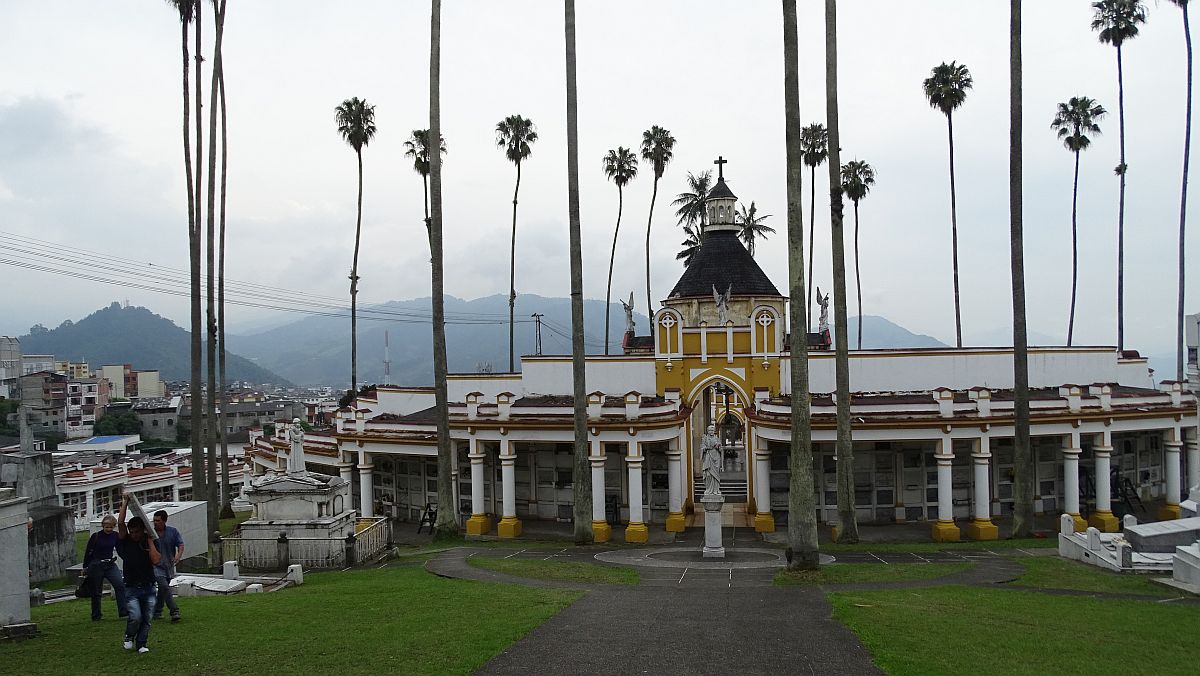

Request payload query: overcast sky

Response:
[0,0,1196,362]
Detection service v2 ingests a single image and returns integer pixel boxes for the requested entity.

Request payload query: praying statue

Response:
[712,284,732,325]
[701,424,722,496]
[620,292,636,335]
[816,286,830,333]
[286,417,306,475]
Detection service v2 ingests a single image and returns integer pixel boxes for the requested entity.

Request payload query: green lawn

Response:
[821,537,1056,553]
[12,564,578,675]
[831,585,1200,675]
[1012,556,1176,597]
[468,555,639,585]
[775,562,972,586]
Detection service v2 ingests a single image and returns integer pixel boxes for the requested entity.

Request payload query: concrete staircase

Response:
[693,476,748,504]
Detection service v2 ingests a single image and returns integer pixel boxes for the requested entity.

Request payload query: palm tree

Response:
[203,0,227,527]
[429,0,456,537]
[672,170,713,231]
[564,0,592,545]
[602,147,638,354]
[826,0,858,543]
[736,202,775,257]
[496,114,538,373]
[676,223,702,267]
[782,0,819,570]
[1172,0,1194,381]
[641,126,676,319]
[923,61,973,348]
[1010,0,1034,539]
[216,34,231,517]
[1051,97,1106,346]
[402,129,448,246]
[841,159,875,350]
[801,123,828,331]
[1092,0,1146,353]
[164,0,205,509]
[335,97,377,394]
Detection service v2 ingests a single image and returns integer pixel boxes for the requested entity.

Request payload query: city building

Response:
[130,397,183,442]
[246,167,1199,542]
[0,337,20,399]
[20,354,53,377]
[63,378,108,439]
[53,360,90,380]
[19,371,67,436]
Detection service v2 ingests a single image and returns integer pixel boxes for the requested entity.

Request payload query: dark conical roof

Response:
[667,230,782,299]
[707,177,737,201]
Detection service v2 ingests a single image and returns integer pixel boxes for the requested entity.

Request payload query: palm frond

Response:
[603,146,639,187]
[496,114,538,165]
[640,125,676,179]
[1091,0,1147,46]
[922,61,973,115]
[841,160,876,204]
[334,97,377,152]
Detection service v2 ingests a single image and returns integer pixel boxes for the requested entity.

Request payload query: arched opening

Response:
[685,376,751,513]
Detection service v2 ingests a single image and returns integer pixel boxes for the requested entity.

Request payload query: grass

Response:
[775,562,972,586]
[468,555,639,585]
[1012,555,1176,597]
[831,585,1200,675]
[821,537,1056,553]
[218,511,251,536]
[11,564,578,675]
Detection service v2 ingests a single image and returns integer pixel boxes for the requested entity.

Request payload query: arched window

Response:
[152,419,159,427]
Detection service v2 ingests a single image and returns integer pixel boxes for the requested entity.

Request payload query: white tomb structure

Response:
[238,419,356,569]
[0,487,35,638]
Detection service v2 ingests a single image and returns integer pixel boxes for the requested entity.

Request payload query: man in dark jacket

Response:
[117,494,161,654]
[82,514,128,621]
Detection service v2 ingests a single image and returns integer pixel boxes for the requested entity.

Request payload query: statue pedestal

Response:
[701,494,725,558]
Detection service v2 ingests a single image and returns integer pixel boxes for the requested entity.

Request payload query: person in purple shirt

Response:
[82,515,128,621]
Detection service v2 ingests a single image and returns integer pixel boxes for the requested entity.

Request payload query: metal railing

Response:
[215,517,391,571]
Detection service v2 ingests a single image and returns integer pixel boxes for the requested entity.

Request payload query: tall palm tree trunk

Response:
[783,0,819,570]
[1116,44,1127,353]
[429,0,456,537]
[947,113,963,348]
[1178,3,1193,381]
[1010,0,1033,538]
[565,0,592,544]
[422,173,431,249]
[807,164,816,332]
[191,3,208,506]
[350,149,362,393]
[508,164,521,372]
[826,0,858,543]
[180,15,204,505]
[217,37,231,517]
[1068,150,1080,346]
[645,177,659,324]
[604,185,623,355]
[854,201,862,350]
[204,0,226,532]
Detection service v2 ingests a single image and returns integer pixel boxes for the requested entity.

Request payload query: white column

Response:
[85,489,95,522]
[1063,444,1083,526]
[358,451,374,518]
[1164,439,1183,518]
[590,438,610,542]
[932,436,959,541]
[497,438,521,537]
[753,443,774,532]
[972,437,990,521]
[339,459,354,486]
[465,437,491,535]
[625,443,648,543]
[667,449,683,516]
[1187,435,1200,495]
[1089,440,1118,531]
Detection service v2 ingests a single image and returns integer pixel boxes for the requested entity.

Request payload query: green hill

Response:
[18,303,289,384]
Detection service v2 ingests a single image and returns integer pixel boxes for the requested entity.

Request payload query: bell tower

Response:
[705,156,739,232]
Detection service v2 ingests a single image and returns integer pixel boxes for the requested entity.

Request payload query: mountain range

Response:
[17,303,288,385]
[14,299,955,389]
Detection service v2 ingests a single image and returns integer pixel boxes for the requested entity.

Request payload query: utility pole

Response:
[383,330,392,385]
[531,313,544,356]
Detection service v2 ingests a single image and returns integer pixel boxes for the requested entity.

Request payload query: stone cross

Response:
[713,155,727,180]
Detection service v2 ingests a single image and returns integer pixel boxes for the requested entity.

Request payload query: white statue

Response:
[701,424,722,496]
[816,286,830,333]
[286,417,306,476]
[620,292,636,335]
[712,284,732,325]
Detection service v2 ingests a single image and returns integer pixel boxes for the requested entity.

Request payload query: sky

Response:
[0,0,1196,364]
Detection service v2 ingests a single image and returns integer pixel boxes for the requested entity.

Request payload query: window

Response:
[152,420,159,427]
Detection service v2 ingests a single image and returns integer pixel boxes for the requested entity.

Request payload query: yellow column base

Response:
[830,524,840,543]
[931,520,961,542]
[1158,504,1182,521]
[1068,513,1088,532]
[625,521,649,543]
[754,512,775,533]
[592,520,611,543]
[465,514,492,536]
[964,518,998,541]
[1088,510,1119,533]
[497,516,522,538]
[665,512,685,533]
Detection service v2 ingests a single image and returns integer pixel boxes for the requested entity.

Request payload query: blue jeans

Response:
[86,561,127,620]
[124,584,157,649]
[154,568,179,617]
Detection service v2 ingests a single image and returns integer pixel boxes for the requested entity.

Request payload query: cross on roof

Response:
[714,155,727,180]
